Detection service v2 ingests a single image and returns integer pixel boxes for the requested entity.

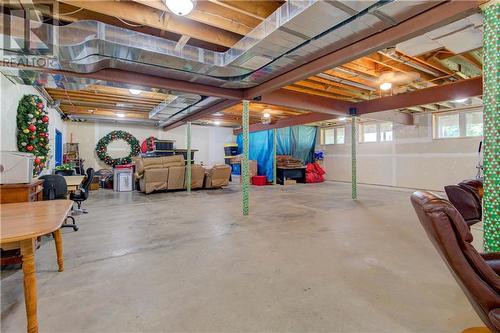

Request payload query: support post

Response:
[482,3,499,252]
[242,100,250,215]
[273,128,277,185]
[351,115,357,200]
[186,122,192,193]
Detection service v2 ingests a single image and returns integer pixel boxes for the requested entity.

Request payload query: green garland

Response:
[95,130,140,166]
[16,94,50,176]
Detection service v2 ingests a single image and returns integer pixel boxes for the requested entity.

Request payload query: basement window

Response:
[380,122,393,142]
[434,110,483,139]
[321,126,345,145]
[359,123,378,143]
[359,122,393,143]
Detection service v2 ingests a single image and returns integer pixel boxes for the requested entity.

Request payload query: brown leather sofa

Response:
[411,191,500,333]
[203,164,231,189]
[444,179,483,226]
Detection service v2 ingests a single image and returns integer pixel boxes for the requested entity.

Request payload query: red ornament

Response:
[28,124,36,132]
[26,145,34,151]
[37,102,44,109]
[39,132,46,138]
[34,157,41,164]
[42,115,49,123]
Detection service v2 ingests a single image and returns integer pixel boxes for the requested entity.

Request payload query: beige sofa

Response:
[135,156,220,194]
[203,164,231,189]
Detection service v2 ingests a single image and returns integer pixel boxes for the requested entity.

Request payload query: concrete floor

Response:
[1,182,482,332]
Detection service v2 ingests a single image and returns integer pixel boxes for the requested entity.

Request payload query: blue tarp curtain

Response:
[236,125,317,182]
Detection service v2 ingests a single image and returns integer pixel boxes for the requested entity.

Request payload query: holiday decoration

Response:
[95,130,140,166]
[17,95,50,176]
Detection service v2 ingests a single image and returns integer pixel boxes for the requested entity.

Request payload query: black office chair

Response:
[70,168,94,213]
[39,175,78,231]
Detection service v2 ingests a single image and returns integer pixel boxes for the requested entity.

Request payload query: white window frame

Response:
[433,109,483,140]
[320,126,346,145]
[358,122,393,143]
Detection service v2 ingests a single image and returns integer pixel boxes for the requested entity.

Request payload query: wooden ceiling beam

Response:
[355,77,482,115]
[295,80,363,99]
[57,0,241,47]
[284,85,355,101]
[208,0,282,20]
[132,0,257,36]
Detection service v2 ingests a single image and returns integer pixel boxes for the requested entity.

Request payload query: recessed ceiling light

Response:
[129,89,141,95]
[213,112,223,116]
[338,117,346,121]
[116,113,126,118]
[380,82,392,91]
[453,98,468,103]
[263,112,271,119]
[165,0,195,16]
[213,120,221,126]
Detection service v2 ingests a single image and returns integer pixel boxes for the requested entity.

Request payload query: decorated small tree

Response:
[16,95,50,176]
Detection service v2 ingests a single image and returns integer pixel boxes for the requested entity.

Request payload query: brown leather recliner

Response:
[459,179,484,200]
[444,186,482,227]
[411,191,500,333]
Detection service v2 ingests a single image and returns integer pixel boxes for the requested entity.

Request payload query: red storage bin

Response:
[251,175,267,186]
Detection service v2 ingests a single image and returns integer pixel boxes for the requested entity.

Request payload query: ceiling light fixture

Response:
[213,112,223,116]
[453,98,468,103]
[213,120,221,126]
[338,117,346,121]
[380,82,392,91]
[165,0,195,16]
[129,89,141,95]
[116,113,126,118]
[263,112,271,119]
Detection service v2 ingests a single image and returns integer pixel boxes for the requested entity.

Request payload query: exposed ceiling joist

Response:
[57,0,241,47]
[132,0,257,36]
[355,77,482,115]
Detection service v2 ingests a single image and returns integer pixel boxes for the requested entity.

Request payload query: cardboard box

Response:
[240,160,258,183]
[284,179,297,186]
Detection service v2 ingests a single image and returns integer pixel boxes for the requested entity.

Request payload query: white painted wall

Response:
[318,113,482,191]
[66,121,235,170]
[0,75,67,174]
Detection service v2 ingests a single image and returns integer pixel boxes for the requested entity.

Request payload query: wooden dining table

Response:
[63,175,85,193]
[0,200,73,333]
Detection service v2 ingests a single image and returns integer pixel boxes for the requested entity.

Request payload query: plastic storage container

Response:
[251,175,267,186]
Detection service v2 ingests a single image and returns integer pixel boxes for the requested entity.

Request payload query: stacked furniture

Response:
[134,155,230,194]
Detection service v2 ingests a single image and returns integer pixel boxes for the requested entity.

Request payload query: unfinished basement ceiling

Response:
[287,13,483,102]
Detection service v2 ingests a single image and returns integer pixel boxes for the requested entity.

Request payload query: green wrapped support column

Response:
[483,3,499,252]
[242,100,250,216]
[186,122,192,193]
[351,116,357,200]
[273,128,277,185]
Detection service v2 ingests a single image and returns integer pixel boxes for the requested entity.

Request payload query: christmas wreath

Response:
[16,94,50,176]
[95,130,140,166]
